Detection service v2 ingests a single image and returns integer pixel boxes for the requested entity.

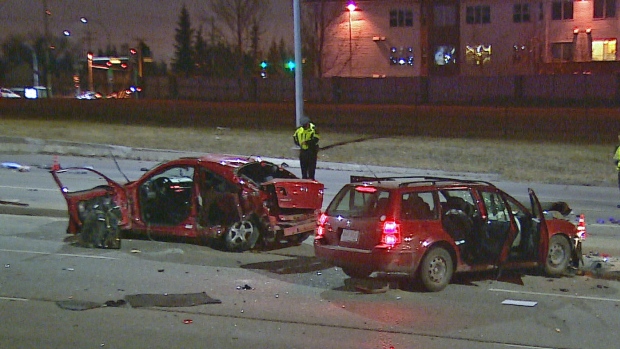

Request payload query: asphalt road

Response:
[2,138,620,348]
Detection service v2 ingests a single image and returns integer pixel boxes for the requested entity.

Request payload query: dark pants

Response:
[300,149,318,180]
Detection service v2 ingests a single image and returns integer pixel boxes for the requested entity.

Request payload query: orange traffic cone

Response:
[577,214,587,240]
[51,155,60,171]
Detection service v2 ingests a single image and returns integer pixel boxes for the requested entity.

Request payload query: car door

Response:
[50,167,130,234]
[477,190,520,265]
[131,164,197,238]
[528,188,549,264]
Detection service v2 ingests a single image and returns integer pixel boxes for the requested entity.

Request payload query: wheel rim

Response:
[226,221,255,249]
[427,256,447,283]
[548,243,566,266]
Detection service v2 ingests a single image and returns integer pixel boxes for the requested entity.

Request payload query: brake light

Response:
[355,186,377,193]
[316,213,328,238]
[381,221,401,247]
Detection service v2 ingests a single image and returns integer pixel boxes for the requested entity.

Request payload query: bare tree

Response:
[302,0,342,78]
[207,0,270,78]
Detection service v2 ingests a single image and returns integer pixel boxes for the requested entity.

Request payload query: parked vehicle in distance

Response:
[76,91,102,100]
[314,176,585,292]
[0,87,21,98]
[51,154,324,252]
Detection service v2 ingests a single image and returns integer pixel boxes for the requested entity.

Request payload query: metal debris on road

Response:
[1,162,30,172]
[501,299,538,307]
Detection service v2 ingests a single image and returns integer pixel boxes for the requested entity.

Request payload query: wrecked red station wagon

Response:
[51,154,324,252]
[314,176,585,292]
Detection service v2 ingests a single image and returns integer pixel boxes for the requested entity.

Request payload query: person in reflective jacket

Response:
[293,116,320,180]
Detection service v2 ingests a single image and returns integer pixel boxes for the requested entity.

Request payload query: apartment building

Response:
[317,0,619,77]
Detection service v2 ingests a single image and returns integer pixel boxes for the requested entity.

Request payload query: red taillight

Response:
[315,213,328,238]
[381,221,401,247]
[318,213,328,225]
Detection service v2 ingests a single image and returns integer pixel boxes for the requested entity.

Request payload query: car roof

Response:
[349,175,498,192]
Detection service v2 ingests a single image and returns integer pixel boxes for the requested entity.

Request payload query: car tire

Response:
[341,266,373,279]
[224,220,259,252]
[544,235,570,276]
[419,247,453,292]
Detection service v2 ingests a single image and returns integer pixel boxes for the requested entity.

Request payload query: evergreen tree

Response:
[172,5,195,77]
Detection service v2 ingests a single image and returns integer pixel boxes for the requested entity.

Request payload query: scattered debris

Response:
[0,199,29,207]
[501,299,538,307]
[124,292,221,308]
[56,300,102,311]
[104,299,127,307]
[236,284,253,290]
[130,249,141,253]
[1,162,30,172]
[355,284,389,294]
[183,319,193,324]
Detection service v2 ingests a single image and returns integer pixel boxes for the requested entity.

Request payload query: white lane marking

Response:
[0,296,28,302]
[0,185,58,192]
[0,249,117,260]
[489,288,620,303]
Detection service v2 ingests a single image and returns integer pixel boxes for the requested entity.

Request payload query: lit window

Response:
[465,44,492,65]
[434,45,456,65]
[551,42,573,61]
[551,1,573,20]
[592,39,617,61]
[389,47,414,66]
[594,0,616,19]
[513,3,530,23]
[512,44,528,63]
[465,5,490,24]
[389,9,414,27]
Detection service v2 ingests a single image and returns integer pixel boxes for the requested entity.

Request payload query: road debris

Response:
[501,299,538,307]
[1,162,30,172]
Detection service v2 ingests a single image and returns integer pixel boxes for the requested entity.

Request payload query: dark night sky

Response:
[0,0,294,63]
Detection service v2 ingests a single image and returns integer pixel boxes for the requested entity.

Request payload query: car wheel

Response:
[341,266,373,279]
[224,220,259,252]
[419,247,453,292]
[544,235,570,276]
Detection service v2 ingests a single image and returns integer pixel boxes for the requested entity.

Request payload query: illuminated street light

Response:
[347,2,356,76]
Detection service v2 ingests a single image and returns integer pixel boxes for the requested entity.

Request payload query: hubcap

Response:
[428,256,447,283]
[548,243,565,266]
[227,221,254,247]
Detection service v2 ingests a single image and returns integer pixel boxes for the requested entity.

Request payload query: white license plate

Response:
[341,229,359,243]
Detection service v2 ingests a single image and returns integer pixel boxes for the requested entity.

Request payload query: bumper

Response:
[314,239,417,274]
[269,215,317,237]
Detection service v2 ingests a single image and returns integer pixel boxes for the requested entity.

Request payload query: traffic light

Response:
[286,60,295,71]
[260,60,268,78]
[129,48,137,55]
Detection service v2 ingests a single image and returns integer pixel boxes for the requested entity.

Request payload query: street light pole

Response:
[347,2,356,77]
[293,0,304,127]
[87,52,94,92]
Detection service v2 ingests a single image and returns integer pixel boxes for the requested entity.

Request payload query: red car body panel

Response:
[51,154,324,251]
[314,176,583,290]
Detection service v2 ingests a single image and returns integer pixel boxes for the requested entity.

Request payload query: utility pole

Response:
[42,0,52,96]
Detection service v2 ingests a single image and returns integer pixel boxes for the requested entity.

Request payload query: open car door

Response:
[50,167,129,248]
[528,188,549,264]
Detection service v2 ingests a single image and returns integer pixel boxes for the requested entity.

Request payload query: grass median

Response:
[0,117,614,187]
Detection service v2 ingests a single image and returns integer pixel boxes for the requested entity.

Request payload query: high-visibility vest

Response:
[293,123,319,150]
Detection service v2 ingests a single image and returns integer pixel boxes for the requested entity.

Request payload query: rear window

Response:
[326,185,391,218]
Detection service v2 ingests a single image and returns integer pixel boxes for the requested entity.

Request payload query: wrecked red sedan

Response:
[51,154,324,251]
